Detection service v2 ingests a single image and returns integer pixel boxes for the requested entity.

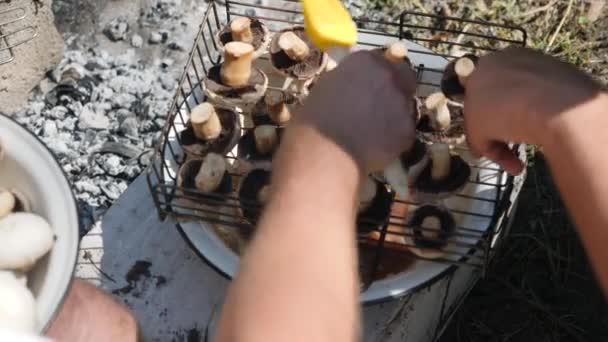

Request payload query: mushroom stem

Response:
[278,31,310,62]
[0,191,15,219]
[264,91,291,125]
[220,42,255,88]
[420,216,442,239]
[454,57,475,86]
[384,41,408,64]
[425,92,451,131]
[195,153,227,193]
[253,125,278,155]
[384,158,410,198]
[257,185,271,204]
[190,102,222,140]
[358,177,378,212]
[325,55,338,72]
[429,143,451,181]
[230,17,254,44]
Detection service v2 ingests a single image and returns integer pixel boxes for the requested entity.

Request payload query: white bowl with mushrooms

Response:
[0,114,79,333]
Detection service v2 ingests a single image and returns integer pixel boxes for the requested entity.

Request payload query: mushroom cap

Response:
[0,212,54,271]
[217,16,271,59]
[269,26,328,80]
[202,65,268,113]
[414,154,471,199]
[0,271,36,333]
[405,205,455,259]
[180,107,242,158]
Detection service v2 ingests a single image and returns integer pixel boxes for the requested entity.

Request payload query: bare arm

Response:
[216,52,417,342]
[464,46,608,293]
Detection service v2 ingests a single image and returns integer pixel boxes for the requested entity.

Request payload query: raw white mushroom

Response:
[0,190,16,219]
[0,213,54,271]
[0,271,36,333]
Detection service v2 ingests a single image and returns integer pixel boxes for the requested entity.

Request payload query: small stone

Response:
[101,155,124,176]
[104,17,129,41]
[74,181,102,196]
[245,8,256,16]
[57,117,77,131]
[47,106,68,120]
[160,58,174,69]
[46,139,70,157]
[79,104,110,130]
[131,34,144,48]
[42,121,58,137]
[120,117,139,137]
[149,32,163,44]
[158,74,175,91]
[167,41,185,51]
[29,102,45,116]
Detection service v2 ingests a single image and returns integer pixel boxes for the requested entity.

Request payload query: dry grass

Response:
[354,0,608,340]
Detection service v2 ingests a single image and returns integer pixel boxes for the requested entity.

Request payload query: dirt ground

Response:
[357,0,608,341]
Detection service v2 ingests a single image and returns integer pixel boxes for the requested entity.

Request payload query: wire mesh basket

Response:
[146,0,527,291]
[0,2,39,65]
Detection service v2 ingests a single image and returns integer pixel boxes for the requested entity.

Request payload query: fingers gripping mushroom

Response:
[195,153,228,193]
[220,42,255,88]
[278,31,310,62]
[0,271,36,333]
[384,41,409,64]
[425,92,451,131]
[230,17,254,44]
[253,125,278,155]
[0,213,54,271]
[190,102,222,141]
[264,91,292,125]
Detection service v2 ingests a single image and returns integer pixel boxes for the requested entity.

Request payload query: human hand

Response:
[292,50,418,172]
[464,46,602,175]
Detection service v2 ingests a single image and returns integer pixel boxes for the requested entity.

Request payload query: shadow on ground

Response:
[439,154,608,342]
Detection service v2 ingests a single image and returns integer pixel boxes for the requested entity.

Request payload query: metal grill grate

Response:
[0,3,39,65]
[146,0,527,285]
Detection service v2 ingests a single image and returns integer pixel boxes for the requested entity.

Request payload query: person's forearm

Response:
[544,92,608,293]
[216,123,362,342]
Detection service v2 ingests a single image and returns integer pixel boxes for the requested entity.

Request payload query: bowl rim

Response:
[0,113,81,333]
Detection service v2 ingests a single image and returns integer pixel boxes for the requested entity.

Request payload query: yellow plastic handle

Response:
[302,0,357,52]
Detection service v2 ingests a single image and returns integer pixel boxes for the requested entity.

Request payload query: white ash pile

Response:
[12,47,177,230]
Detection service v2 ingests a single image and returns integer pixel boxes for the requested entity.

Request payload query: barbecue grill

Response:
[147,0,528,305]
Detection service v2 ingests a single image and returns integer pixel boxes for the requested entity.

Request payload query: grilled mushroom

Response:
[177,153,232,205]
[356,178,393,234]
[0,271,36,333]
[384,139,430,198]
[441,54,479,101]
[382,41,412,65]
[414,143,470,199]
[0,213,54,271]
[203,42,268,111]
[217,17,270,59]
[179,102,241,157]
[237,125,282,162]
[417,92,466,146]
[269,27,328,82]
[238,167,272,224]
[405,204,455,259]
[250,90,298,126]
